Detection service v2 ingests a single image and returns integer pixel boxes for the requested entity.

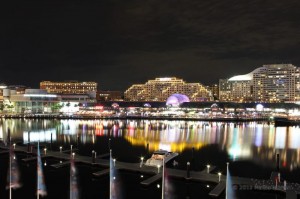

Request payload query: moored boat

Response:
[144,149,178,167]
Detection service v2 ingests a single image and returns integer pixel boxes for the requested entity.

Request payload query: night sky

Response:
[1,0,300,91]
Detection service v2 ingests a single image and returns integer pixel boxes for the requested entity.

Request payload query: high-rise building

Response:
[219,64,300,102]
[207,84,219,100]
[124,77,212,101]
[40,81,97,95]
[253,64,300,102]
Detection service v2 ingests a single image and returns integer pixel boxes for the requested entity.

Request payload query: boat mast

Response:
[37,142,39,199]
[226,162,229,199]
[110,149,112,199]
[161,157,165,199]
[9,129,12,199]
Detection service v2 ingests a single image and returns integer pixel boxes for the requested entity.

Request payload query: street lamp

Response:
[72,152,75,159]
[70,145,73,153]
[113,158,116,167]
[59,146,62,153]
[13,143,16,149]
[157,165,161,173]
[207,164,210,173]
[44,148,47,155]
[218,172,222,182]
[140,156,144,168]
[187,162,191,179]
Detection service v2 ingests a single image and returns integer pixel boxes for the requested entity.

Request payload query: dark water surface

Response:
[1,118,298,198]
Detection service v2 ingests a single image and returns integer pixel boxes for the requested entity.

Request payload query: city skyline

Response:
[2,0,300,90]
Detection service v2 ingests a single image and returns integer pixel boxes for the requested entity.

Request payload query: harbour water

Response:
[1,118,298,198]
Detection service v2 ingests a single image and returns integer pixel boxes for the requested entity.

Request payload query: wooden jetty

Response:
[51,161,70,169]
[93,169,110,177]
[141,173,162,186]
[209,181,226,197]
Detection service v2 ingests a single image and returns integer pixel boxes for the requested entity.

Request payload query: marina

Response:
[1,142,300,198]
[1,118,300,198]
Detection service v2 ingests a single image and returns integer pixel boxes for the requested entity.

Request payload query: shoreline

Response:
[1,113,272,122]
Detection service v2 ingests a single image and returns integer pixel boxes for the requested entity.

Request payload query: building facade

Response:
[0,83,7,103]
[9,89,60,114]
[219,64,300,102]
[124,77,212,101]
[207,84,219,100]
[97,91,123,101]
[40,81,97,95]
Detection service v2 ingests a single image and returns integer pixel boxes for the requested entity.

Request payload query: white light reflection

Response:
[23,129,56,143]
[275,127,287,149]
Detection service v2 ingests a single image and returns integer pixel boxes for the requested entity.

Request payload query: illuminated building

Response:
[207,84,219,100]
[166,94,190,107]
[40,80,97,95]
[124,77,212,101]
[219,64,300,102]
[9,89,60,113]
[0,83,7,104]
[253,64,300,102]
[3,88,96,114]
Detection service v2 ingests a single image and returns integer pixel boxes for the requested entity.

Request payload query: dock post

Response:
[157,165,161,173]
[27,131,30,152]
[187,162,191,179]
[140,157,144,168]
[218,172,222,182]
[146,142,149,156]
[276,153,280,172]
[192,147,194,159]
[207,164,210,173]
[50,133,52,150]
[108,138,111,150]
[92,150,95,163]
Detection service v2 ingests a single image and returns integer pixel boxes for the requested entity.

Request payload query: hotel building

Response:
[207,84,219,100]
[219,64,300,102]
[124,77,212,101]
[40,81,97,95]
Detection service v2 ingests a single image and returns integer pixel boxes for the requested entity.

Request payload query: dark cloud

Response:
[1,0,300,90]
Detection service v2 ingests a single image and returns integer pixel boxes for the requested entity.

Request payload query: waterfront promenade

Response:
[0,113,271,123]
[1,143,300,198]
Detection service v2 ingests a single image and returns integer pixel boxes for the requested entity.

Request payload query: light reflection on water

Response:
[1,119,300,170]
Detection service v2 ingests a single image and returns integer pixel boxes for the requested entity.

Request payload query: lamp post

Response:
[13,143,16,150]
[140,157,144,168]
[59,146,62,153]
[70,145,73,153]
[157,165,161,173]
[92,150,95,163]
[187,162,191,179]
[218,172,222,182]
[72,152,75,159]
[113,158,116,167]
[207,164,210,173]
[44,148,47,155]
